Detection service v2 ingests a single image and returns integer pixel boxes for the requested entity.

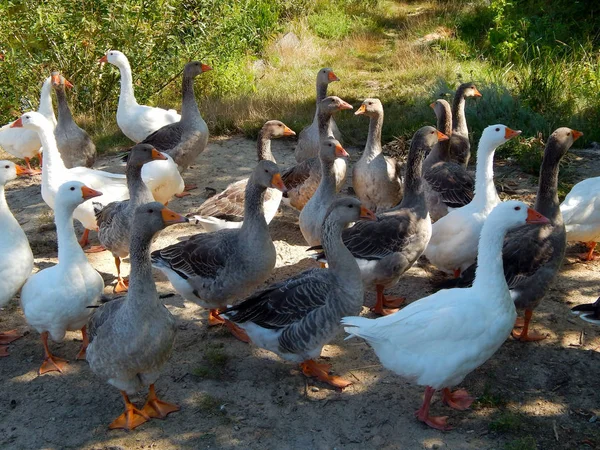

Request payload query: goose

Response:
[343,200,550,430]
[299,138,349,246]
[423,99,474,221]
[20,181,104,374]
[12,112,130,250]
[190,120,295,231]
[424,125,521,276]
[151,160,287,341]
[294,68,341,163]
[0,161,34,356]
[282,96,352,211]
[96,144,167,292]
[0,76,56,173]
[352,98,403,212]
[51,71,96,168]
[313,126,445,315]
[100,50,181,143]
[560,172,600,262]
[87,203,186,430]
[449,128,579,341]
[222,197,376,389]
[572,297,600,325]
[448,82,482,166]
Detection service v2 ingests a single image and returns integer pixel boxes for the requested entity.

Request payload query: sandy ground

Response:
[1,137,600,450]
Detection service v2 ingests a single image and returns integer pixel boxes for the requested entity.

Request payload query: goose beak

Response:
[201,63,213,72]
[360,206,377,221]
[64,78,74,89]
[10,118,23,128]
[473,87,483,97]
[335,143,349,158]
[81,186,103,200]
[283,125,296,136]
[151,149,168,160]
[429,102,436,109]
[355,104,366,115]
[271,173,287,193]
[328,71,340,82]
[571,129,583,141]
[99,55,108,64]
[437,130,449,141]
[15,165,31,176]
[339,100,353,111]
[161,207,189,225]
[526,208,550,225]
[504,127,522,140]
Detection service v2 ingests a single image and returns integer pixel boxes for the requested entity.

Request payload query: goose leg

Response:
[39,331,68,375]
[24,157,41,175]
[0,329,22,345]
[514,317,525,328]
[579,241,597,261]
[114,257,129,293]
[415,386,451,431]
[75,326,89,360]
[442,388,474,410]
[511,309,546,342]
[141,384,180,419]
[109,391,150,430]
[300,360,352,390]
[371,285,404,316]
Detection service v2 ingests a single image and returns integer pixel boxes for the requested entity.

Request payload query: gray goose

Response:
[222,197,376,389]
[423,99,474,221]
[448,82,482,167]
[352,98,403,212]
[151,160,286,342]
[86,203,187,431]
[451,128,581,340]
[95,144,167,292]
[282,96,352,211]
[294,68,341,163]
[314,126,447,315]
[51,72,96,168]
[189,120,295,232]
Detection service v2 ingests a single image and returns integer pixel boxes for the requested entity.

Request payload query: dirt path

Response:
[1,139,599,450]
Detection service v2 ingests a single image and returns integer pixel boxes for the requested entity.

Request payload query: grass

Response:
[193,393,224,415]
[475,384,507,409]
[504,436,537,450]
[192,343,229,380]
[489,411,525,433]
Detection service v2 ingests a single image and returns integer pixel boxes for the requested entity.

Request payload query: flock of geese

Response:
[1,50,600,433]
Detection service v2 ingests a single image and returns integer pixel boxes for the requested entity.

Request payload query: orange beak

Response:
[338,100,353,111]
[571,129,583,141]
[526,207,550,225]
[99,55,108,64]
[151,149,168,160]
[328,71,340,82]
[161,207,189,225]
[429,102,436,109]
[15,165,30,176]
[473,87,483,97]
[283,125,296,136]
[10,118,23,128]
[64,78,74,89]
[355,104,367,115]
[504,127,522,140]
[271,173,287,193]
[81,186,103,200]
[360,206,377,221]
[335,143,349,158]
[201,63,213,72]
[437,130,449,141]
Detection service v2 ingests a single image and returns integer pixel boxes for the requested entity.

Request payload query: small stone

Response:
[589,415,597,423]
[311,387,320,392]
[234,426,240,431]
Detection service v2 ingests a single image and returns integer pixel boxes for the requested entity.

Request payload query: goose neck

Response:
[37,123,68,187]
[317,109,333,140]
[321,219,362,289]
[472,141,498,210]
[126,163,154,207]
[316,80,328,103]
[55,203,86,264]
[315,158,337,198]
[535,151,562,224]
[452,93,468,135]
[38,79,55,122]
[241,181,269,234]
[256,129,275,162]
[180,74,200,124]
[55,87,74,124]
[116,60,138,108]
[127,233,161,308]
[400,143,426,207]
[472,219,511,298]
[362,112,383,160]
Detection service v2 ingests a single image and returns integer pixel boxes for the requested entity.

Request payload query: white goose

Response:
[12,112,130,248]
[424,125,521,276]
[0,161,34,356]
[0,76,56,172]
[100,50,180,143]
[21,181,105,374]
[343,201,549,431]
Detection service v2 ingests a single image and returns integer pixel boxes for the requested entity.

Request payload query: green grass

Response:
[475,385,507,409]
[489,411,525,433]
[192,343,229,380]
[504,436,537,450]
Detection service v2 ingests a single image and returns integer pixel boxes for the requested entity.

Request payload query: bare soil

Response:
[0,138,599,450]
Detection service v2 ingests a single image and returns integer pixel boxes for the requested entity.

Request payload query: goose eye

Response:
[264,169,268,173]
[566,132,570,136]
[495,127,500,132]
[4,165,8,169]
[70,186,75,191]
[347,204,353,208]
[148,209,154,213]
[514,206,521,211]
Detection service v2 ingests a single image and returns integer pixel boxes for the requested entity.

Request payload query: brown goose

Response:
[448,82,482,167]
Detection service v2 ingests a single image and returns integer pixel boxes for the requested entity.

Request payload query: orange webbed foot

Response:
[174,192,191,198]
[417,413,452,431]
[224,320,251,343]
[109,405,150,430]
[84,245,106,254]
[39,355,68,375]
[370,305,400,316]
[183,183,198,192]
[142,398,180,419]
[442,388,474,410]
[114,277,129,293]
[208,309,225,326]
[382,296,405,309]
[513,317,525,328]
[511,329,547,342]
[300,360,352,390]
[0,329,22,345]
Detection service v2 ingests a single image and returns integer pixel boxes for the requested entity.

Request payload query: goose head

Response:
[262,120,296,139]
[324,197,376,229]
[486,200,550,234]
[430,99,451,121]
[251,160,287,193]
[99,50,128,67]
[355,98,383,117]
[545,127,583,162]
[50,71,74,90]
[457,82,482,99]
[184,61,213,78]
[133,202,188,238]
[0,161,30,185]
[412,126,449,151]
[56,181,103,210]
[317,68,340,85]
[319,96,353,115]
[319,137,349,164]
[479,125,521,153]
[10,111,53,133]
[127,144,168,169]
